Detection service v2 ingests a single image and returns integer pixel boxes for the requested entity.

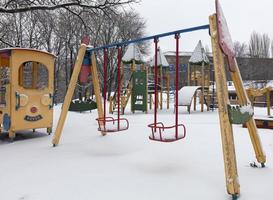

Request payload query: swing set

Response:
[89,25,210,140]
[52,0,267,198]
[95,48,129,132]
[93,26,209,140]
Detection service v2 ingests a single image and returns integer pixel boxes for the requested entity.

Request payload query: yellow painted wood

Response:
[41,94,52,106]
[193,92,197,111]
[187,63,190,86]
[19,65,23,86]
[52,44,87,146]
[247,87,272,116]
[230,60,266,164]
[90,52,106,135]
[10,49,54,135]
[109,97,113,113]
[19,94,28,106]
[210,14,240,196]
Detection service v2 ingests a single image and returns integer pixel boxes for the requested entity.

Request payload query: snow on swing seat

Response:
[96,117,129,132]
[148,122,186,142]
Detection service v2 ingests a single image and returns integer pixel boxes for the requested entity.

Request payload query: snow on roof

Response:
[164,51,193,57]
[189,40,210,64]
[122,43,143,64]
[150,48,169,67]
[164,51,213,57]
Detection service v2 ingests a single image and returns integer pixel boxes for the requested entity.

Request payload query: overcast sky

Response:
[133,0,273,55]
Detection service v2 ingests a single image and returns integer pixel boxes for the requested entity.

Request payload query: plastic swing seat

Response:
[148,122,186,142]
[96,117,129,132]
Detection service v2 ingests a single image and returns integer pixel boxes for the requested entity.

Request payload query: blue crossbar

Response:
[87,24,209,52]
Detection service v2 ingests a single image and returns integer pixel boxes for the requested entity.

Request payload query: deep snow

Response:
[0,103,272,200]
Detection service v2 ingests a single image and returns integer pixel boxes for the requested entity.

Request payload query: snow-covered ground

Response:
[0,103,272,200]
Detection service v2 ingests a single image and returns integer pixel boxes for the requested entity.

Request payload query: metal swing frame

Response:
[148,34,186,142]
[96,48,129,132]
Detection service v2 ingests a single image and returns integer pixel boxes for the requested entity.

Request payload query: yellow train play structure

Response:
[0,48,55,140]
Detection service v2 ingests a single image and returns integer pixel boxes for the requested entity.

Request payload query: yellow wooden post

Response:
[229,60,266,165]
[187,63,191,86]
[52,44,87,146]
[18,64,23,86]
[210,14,240,197]
[90,52,106,135]
[193,92,197,111]
[109,97,113,113]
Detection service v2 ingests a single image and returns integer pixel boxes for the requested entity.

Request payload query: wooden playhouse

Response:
[0,48,55,140]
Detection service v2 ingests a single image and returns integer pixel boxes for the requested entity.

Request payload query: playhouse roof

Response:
[189,40,209,65]
[150,48,169,68]
[122,44,144,64]
[0,48,56,58]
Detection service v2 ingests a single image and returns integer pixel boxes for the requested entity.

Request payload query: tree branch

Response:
[0,38,14,47]
[0,0,139,13]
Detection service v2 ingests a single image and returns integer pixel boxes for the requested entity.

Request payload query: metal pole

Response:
[117,47,121,130]
[175,34,180,139]
[103,48,107,125]
[87,25,209,52]
[154,38,158,132]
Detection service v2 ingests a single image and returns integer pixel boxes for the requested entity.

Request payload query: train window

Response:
[19,61,48,89]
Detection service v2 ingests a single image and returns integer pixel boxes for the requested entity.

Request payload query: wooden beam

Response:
[52,43,87,146]
[91,52,106,135]
[210,14,240,196]
[230,59,266,165]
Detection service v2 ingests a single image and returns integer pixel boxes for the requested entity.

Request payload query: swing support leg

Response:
[52,43,87,146]
[91,53,106,135]
[210,14,240,197]
[230,60,266,165]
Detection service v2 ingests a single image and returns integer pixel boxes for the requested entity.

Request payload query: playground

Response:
[0,0,273,199]
[0,104,273,200]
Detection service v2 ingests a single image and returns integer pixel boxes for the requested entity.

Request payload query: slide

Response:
[177,86,201,113]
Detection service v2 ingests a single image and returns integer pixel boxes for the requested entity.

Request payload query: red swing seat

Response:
[148,122,186,142]
[96,116,129,132]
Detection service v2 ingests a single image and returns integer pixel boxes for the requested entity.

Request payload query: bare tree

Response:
[261,33,270,58]
[93,10,147,99]
[0,0,139,14]
[0,0,146,103]
[271,40,273,58]
[234,41,247,57]
[249,31,271,58]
